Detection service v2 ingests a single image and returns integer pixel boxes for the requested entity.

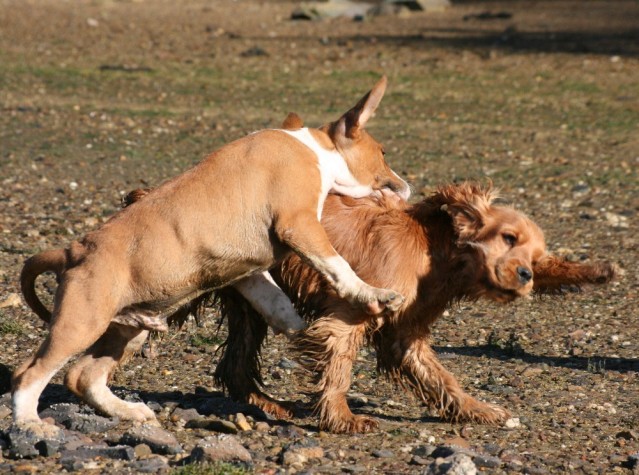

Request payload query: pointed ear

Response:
[282,112,304,130]
[337,75,387,140]
[441,203,484,243]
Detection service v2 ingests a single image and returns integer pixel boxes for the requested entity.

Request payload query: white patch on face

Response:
[279,128,374,218]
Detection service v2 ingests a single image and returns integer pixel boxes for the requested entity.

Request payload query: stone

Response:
[424,453,477,475]
[413,445,437,457]
[473,454,501,469]
[254,421,270,432]
[134,443,153,458]
[185,417,238,434]
[281,440,324,466]
[59,445,135,470]
[170,407,202,424]
[127,455,170,473]
[275,424,305,439]
[190,434,252,464]
[6,423,66,459]
[121,424,183,455]
[504,417,521,429]
[235,413,252,431]
[0,293,21,309]
[373,449,394,458]
[40,403,120,434]
[0,404,12,419]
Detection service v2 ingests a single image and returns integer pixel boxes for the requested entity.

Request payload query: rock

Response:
[373,449,394,458]
[278,357,301,369]
[0,405,12,419]
[431,446,456,459]
[59,445,135,470]
[386,0,450,12]
[40,403,119,434]
[413,445,437,457]
[281,440,324,466]
[617,430,639,441]
[6,423,66,459]
[0,293,21,309]
[504,417,521,429]
[134,443,153,458]
[121,424,182,455]
[170,407,202,424]
[442,436,471,450]
[127,455,170,473]
[275,424,305,439]
[185,417,238,434]
[473,454,501,469]
[234,413,251,431]
[240,46,268,58]
[424,453,477,475]
[190,434,252,464]
[254,421,270,432]
[291,1,373,21]
[605,212,629,229]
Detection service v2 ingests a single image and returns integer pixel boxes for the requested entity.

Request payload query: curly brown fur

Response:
[216,182,615,433]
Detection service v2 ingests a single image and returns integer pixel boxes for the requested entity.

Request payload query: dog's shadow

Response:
[433,345,639,373]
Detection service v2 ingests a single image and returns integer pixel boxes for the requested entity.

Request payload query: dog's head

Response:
[318,76,410,202]
[439,183,546,302]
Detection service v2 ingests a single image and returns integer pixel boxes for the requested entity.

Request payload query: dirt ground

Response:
[0,0,638,473]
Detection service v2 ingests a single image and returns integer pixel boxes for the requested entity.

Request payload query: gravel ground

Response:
[0,1,637,473]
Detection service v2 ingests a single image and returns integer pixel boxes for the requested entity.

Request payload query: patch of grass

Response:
[170,462,251,475]
[0,313,26,336]
[189,333,223,348]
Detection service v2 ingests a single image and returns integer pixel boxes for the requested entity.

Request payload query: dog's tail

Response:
[20,248,68,324]
[533,256,617,294]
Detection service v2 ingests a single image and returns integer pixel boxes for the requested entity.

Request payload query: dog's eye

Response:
[502,233,517,247]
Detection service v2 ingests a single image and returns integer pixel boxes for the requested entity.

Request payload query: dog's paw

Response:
[321,414,379,434]
[361,287,405,314]
[13,419,64,439]
[115,402,158,422]
[451,399,511,425]
[248,392,297,420]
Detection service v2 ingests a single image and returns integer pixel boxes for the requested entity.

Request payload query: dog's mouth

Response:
[482,269,533,303]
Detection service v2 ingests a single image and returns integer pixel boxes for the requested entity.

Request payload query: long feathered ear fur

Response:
[532,256,617,294]
[437,182,497,244]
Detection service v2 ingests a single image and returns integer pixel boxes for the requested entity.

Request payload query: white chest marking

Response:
[280,128,373,218]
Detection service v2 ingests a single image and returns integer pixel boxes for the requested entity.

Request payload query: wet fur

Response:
[215,183,616,433]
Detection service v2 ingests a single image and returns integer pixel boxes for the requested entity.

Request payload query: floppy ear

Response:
[533,256,617,293]
[334,75,387,140]
[441,203,484,243]
[439,183,494,243]
[282,112,304,130]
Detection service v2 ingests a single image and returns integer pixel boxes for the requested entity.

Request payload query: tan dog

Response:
[13,76,410,430]
[212,184,616,433]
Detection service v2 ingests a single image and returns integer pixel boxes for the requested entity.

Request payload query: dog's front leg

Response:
[275,211,404,314]
[232,271,306,338]
[394,338,511,425]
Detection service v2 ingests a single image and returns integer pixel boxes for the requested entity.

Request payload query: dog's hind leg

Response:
[294,311,375,433]
[64,324,156,422]
[377,334,510,425]
[214,288,296,419]
[12,276,115,429]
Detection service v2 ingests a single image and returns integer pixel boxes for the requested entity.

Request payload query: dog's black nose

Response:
[517,266,533,284]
